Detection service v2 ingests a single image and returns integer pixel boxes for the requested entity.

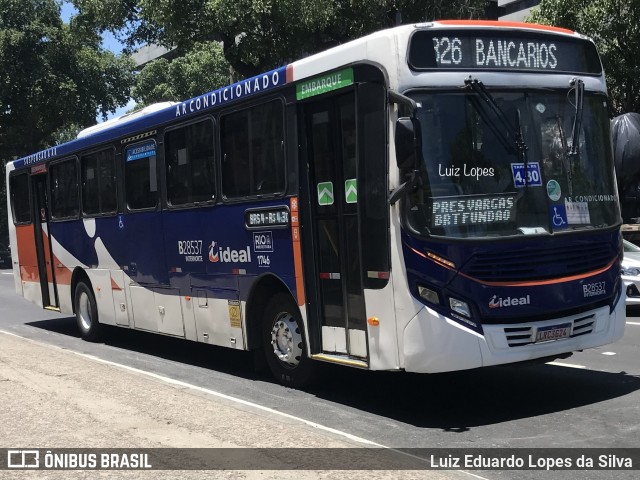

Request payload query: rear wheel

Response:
[74,280,102,341]
[262,293,316,387]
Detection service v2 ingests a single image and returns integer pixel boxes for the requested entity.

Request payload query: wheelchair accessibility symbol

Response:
[550,204,568,229]
[552,207,565,226]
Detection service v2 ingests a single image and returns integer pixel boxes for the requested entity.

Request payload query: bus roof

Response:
[436,20,575,36]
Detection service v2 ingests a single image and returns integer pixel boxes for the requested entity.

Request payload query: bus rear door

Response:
[31,170,59,309]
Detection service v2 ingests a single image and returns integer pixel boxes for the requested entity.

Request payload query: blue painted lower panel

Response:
[50,200,298,304]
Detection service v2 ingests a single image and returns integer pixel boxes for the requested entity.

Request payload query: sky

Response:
[60,1,137,121]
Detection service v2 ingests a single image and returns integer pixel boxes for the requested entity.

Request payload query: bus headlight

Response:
[418,285,440,305]
[449,297,471,318]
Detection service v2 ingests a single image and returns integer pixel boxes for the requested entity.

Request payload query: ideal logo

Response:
[208,241,252,263]
[208,241,220,262]
[489,294,531,308]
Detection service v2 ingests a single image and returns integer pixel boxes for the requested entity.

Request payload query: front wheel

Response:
[262,293,316,388]
[74,280,102,341]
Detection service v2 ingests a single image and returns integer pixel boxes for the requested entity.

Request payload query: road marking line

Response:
[547,361,586,369]
[0,329,493,479]
[0,329,378,446]
[627,321,640,326]
[1,272,14,275]
[459,472,494,480]
[601,352,616,356]
[459,470,490,479]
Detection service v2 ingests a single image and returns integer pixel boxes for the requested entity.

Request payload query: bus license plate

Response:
[535,323,571,343]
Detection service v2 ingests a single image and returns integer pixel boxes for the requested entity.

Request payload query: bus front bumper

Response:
[402,295,626,373]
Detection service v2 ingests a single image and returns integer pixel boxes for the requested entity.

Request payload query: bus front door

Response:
[31,173,59,309]
[301,92,368,360]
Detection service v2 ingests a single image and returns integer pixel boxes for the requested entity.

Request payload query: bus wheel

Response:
[262,293,316,388]
[74,281,102,341]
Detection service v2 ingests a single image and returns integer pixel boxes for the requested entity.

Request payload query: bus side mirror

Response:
[395,117,422,170]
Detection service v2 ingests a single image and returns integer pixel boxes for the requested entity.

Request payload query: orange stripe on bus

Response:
[111,278,122,291]
[290,197,305,306]
[286,64,294,83]
[16,225,39,282]
[437,20,574,35]
[20,265,40,283]
[458,258,618,287]
[16,225,37,268]
[405,242,617,286]
[52,254,72,286]
[405,244,457,272]
[41,230,55,284]
[17,225,72,285]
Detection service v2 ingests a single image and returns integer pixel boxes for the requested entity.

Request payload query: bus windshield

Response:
[404,89,620,239]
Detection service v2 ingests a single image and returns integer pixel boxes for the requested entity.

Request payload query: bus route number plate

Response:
[535,322,571,343]
[244,207,290,229]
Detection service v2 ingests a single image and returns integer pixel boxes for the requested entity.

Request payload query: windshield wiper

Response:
[566,78,585,196]
[514,107,529,182]
[464,76,530,184]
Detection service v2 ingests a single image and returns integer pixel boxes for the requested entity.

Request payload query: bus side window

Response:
[220,100,285,199]
[358,83,389,288]
[251,101,285,194]
[81,149,117,216]
[50,158,79,220]
[165,118,216,206]
[221,110,250,198]
[125,144,158,210]
[9,172,31,224]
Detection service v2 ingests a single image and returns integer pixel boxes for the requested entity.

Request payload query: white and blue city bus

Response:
[6,21,625,386]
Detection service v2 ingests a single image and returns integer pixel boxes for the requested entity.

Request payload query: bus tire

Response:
[262,293,316,388]
[74,280,102,342]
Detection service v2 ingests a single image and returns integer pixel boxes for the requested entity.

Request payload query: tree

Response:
[132,41,231,106]
[73,0,489,78]
[0,0,135,158]
[527,0,640,115]
[0,0,135,243]
[137,0,489,77]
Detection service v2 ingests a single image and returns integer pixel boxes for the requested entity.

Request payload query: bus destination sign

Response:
[244,207,290,230]
[409,30,602,74]
[432,193,516,228]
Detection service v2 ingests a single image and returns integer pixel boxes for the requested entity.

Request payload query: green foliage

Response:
[69,0,488,106]
[0,0,135,243]
[50,123,83,146]
[127,1,489,103]
[70,0,140,48]
[131,0,489,77]
[132,42,231,106]
[0,0,135,160]
[527,0,640,114]
[71,0,138,31]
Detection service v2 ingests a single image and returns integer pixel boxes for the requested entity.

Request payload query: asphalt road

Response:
[1,269,639,480]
